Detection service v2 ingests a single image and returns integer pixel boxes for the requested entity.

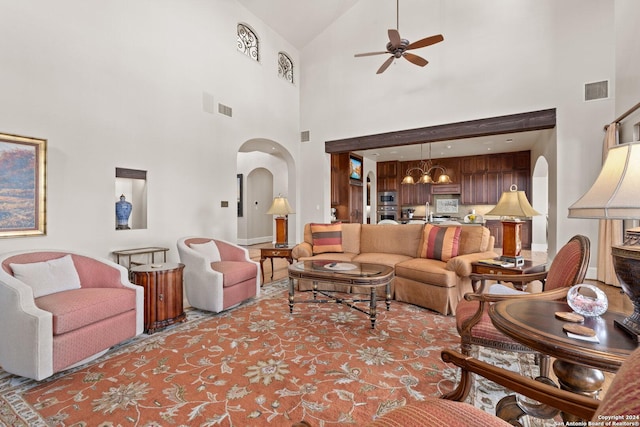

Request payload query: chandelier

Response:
[401,143,452,185]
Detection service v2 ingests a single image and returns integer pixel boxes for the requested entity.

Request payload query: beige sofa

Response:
[291,223,497,315]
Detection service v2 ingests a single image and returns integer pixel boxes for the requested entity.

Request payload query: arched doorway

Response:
[237,139,297,246]
[531,156,549,253]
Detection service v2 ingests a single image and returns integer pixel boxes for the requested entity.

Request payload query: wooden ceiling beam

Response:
[324,108,556,154]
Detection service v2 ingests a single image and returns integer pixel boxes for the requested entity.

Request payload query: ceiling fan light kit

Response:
[354,0,444,74]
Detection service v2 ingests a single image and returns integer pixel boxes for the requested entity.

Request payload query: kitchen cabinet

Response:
[398,160,431,205]
[462,151,531,204]
[461,173,487,204]
[431,183,461,194]
[377,161,399,191]
[331,152,364,223]
[349,184,363,223]
[331,153,348,206]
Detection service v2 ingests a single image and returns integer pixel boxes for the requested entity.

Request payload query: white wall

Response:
[299,0,617,270]
[615,0,640,141]
[0,0,301,262]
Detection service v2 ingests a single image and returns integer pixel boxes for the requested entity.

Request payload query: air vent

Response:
[218,103,233,117]
[584,80,609,101]
[301,130,310,142]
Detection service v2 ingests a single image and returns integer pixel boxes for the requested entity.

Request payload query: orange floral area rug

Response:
[0,282,464,426]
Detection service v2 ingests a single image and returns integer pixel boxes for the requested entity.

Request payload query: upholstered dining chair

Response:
[360,346,640,427]
[445,234,590,401]
[177,237,260,313]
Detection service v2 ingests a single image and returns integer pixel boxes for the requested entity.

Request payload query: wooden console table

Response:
[113,247,169,270]
[130,263,186,334]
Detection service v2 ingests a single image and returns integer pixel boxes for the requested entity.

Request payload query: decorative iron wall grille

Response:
[237,23,259,61]
[278,52,294,83]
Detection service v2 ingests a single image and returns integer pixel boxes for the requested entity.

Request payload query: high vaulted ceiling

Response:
[236,0,556,162]
[236,0,359,49]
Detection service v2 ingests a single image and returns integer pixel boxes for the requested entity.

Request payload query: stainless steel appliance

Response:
[377,205,398,222]
[378,191,397,206]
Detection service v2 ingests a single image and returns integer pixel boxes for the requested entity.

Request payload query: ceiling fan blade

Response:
[407,34,444,50]
[388,29,402,48]
[376,56,395,74]
[355,51,389,57]
[403,52,428,67]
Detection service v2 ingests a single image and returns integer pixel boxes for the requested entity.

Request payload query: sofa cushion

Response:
[458,226,492,255]
[418,224,462,261]
[190,240,222,262]
[11,254,82,298]
[395,258,457,288]
[211,261,258,287]
[360,223,424,256]
[353,252,413,268]
[310,222,344,254]
[35,288,137,335]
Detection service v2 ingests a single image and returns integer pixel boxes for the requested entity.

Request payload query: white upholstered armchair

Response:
[177,237,260,313]
[0,250,144,380]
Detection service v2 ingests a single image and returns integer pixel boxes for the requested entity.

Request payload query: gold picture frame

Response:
[0,133,47,237]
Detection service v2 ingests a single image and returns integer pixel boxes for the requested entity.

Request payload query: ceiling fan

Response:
[354,0,444,74]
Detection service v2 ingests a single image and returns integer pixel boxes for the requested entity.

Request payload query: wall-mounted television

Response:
[349,154,363,182]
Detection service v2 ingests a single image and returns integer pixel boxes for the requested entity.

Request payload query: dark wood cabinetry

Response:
[397,160,431,205]
[461,172,487,204]
[431,183,461,195]
[349,184,363,223]
[131,263,186,334]
[331,153,349,206]
[377,161,399,191]
[331,152,363,223]
[461,151,531,205]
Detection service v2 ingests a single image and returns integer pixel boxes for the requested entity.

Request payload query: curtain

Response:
[597,123,622,286]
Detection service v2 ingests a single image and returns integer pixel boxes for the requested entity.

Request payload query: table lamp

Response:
[485,184,541,266]
[569,141,640,341]
[266,195,294,248]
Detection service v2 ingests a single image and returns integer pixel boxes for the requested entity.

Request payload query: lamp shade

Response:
[486,185,541,218]
[266,196,294,216]
[568,141,640,219]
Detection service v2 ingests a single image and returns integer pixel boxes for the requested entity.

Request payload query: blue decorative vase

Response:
[115,194,132,230]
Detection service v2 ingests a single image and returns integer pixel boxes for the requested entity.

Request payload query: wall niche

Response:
[115,167,147,230]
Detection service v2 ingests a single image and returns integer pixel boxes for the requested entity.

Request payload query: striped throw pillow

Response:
[418,224,462,261]
[311,223,344,254]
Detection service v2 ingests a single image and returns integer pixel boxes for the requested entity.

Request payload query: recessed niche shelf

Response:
[115,167,148,230]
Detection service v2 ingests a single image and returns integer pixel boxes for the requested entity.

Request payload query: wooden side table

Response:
[130,263,186,334]
[471,258,546,290]
[490,299,636,424]
[260,246,294,283]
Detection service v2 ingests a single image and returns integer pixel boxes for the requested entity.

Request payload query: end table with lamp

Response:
[485,184,541,266]
[266,195,294,248]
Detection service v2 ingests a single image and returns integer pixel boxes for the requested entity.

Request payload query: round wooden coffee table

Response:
[288,260,394,329]
[489,299,637,423]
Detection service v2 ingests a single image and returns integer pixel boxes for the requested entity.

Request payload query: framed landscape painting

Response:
[0,133,47,238]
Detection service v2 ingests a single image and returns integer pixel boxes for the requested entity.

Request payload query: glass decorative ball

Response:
[567,284,608,317]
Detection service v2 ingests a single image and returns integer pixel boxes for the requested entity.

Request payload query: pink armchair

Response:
[177,237,260,313]
[0,250,144,380]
